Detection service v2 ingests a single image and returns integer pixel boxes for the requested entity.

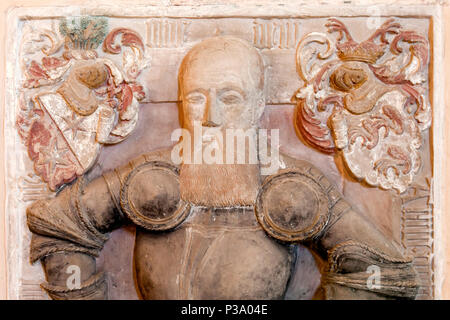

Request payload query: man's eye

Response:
[187,95,205,104]
[220,93,242,105]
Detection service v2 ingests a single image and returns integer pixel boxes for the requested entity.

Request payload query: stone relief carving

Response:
[400,180,434,298]
[23,35,421,300]
[16,17,149,191]
[294,19,430,193]
[1,0,438,301]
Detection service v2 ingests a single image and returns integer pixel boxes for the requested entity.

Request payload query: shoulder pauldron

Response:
[119,161,191,231]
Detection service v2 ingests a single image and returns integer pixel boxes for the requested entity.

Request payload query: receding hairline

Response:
[178,36,265,93]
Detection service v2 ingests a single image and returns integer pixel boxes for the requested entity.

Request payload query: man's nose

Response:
[203,90,222,127]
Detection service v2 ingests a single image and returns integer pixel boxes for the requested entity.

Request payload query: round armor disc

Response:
[120,161,190,231]
[255,170,330,242]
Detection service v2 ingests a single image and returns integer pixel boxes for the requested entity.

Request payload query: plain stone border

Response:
[0,0,447,300]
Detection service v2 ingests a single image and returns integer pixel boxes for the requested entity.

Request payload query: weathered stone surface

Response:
[2,2,438,300]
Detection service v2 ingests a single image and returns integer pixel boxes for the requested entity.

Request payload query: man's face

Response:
[177,38,268,206]
[181,48,261,134]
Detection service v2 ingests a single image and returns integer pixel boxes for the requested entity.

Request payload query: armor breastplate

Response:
[134,206,294,299]
[118,160,326,299]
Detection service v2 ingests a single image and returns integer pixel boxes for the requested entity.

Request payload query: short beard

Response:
[179,163,261,207]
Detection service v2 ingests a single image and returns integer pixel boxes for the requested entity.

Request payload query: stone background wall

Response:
[0,0,449,299]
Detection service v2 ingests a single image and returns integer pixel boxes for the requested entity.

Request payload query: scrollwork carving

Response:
[294,18,430,193]
[16,17,150,191]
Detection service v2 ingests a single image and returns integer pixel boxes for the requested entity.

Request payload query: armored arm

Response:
[315,193,419,299]
[256,157,419,300]
[26,153,155,299]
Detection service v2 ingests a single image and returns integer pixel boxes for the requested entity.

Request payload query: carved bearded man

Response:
[27,36,419,300]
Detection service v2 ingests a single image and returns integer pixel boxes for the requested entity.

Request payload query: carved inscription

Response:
[253,19,302,49]
[146,19,189,48]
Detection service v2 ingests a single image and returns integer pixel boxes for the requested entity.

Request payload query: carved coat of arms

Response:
[294,19,430,193]
[16,17,149,190]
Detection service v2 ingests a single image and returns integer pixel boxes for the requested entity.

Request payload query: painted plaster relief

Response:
[16,17,149,190]
[4,5,437,301]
